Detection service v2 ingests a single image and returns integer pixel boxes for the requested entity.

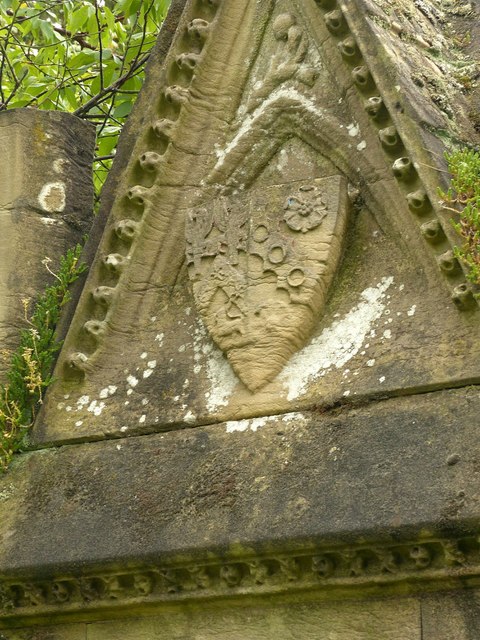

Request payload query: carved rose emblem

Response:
[284,185,328,233]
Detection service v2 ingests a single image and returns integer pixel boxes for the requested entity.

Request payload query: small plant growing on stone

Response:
[440,148,480,287]
[0,244,87,472]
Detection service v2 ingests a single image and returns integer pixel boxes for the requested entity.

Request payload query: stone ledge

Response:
[0,386,479,623]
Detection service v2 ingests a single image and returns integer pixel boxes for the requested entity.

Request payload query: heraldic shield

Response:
[186,176,349,392]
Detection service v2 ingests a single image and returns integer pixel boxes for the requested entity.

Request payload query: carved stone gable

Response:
[34,0,480,446]
[186,177,349,390]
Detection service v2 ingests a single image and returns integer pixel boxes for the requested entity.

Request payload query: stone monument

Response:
[1,0,480,637]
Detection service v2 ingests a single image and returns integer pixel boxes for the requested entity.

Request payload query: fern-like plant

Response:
[0,244,87,471]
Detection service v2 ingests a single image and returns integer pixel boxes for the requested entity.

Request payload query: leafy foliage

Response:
[0,246,87,472]
[440,148,480,286]
[0,1,172,470]
[0,0,171,200]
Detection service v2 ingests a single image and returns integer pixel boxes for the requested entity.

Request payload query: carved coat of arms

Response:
[186,177,349,391]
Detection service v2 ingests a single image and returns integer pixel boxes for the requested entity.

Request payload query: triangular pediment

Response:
[35,0,480,444]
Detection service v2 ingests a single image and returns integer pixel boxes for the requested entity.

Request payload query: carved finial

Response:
[324,10,347,34]
[103,253,128,273]
[352,65,373,89]
[364,96,386,120]
[92,286,116,306]
[438,250,460,275]
[164,85,190,105]
[392,157,414,181]
[152,118,175,139]
[420,219,444,244]
[452,283,476,310]
[338,36,359,62]
[378,126,402,151]
[67,352,89,371]
[176,52,201,71]
[406,189,431,214]
[83,320,107,337]
[115,219,139,242]
[187,18,210,42]
[127,185,150,206]
[139,151,162,172]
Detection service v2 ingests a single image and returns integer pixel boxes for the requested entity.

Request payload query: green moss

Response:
[0,244,87,472]
[440,148,480,287]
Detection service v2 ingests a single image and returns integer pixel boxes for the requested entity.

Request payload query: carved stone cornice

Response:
[1,535,479,624]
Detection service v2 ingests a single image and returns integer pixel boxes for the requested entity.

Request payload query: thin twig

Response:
[94,154,116,161]
[94,0,104,88]
[73,53,149,117]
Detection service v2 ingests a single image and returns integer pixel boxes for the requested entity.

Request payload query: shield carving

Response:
[186,176,349,391]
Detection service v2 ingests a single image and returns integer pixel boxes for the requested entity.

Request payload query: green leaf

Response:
[113,100,133,118]
[69,5,90,34]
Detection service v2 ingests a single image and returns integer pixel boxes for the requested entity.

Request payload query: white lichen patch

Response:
[53,158,68,174]
[407,305,417,317]
[329,446,340,461]
[226,417,267,433]
[347,122,360,137]
[139,414,146,424]
[193,320,237,412]
[155,333,164,346]
[76,395,90,410]
[280,277,394,401]
[40,217,63,226]
[99,385,117,399]
[281,412,307,424]
[38,181,66,213]
[226,412,306,434]
[126,375,139,388]
[357,140,367,151]
[184,410,196,424]
[276,148,289,172]
[87,400,106,417]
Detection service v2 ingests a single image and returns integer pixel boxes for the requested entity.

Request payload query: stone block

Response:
[87,598,420,640]
[421,591,480,640]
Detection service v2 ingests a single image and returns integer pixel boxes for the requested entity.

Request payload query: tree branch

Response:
[73,53,149,117]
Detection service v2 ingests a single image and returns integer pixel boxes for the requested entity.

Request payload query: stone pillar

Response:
[0,109,95,380]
